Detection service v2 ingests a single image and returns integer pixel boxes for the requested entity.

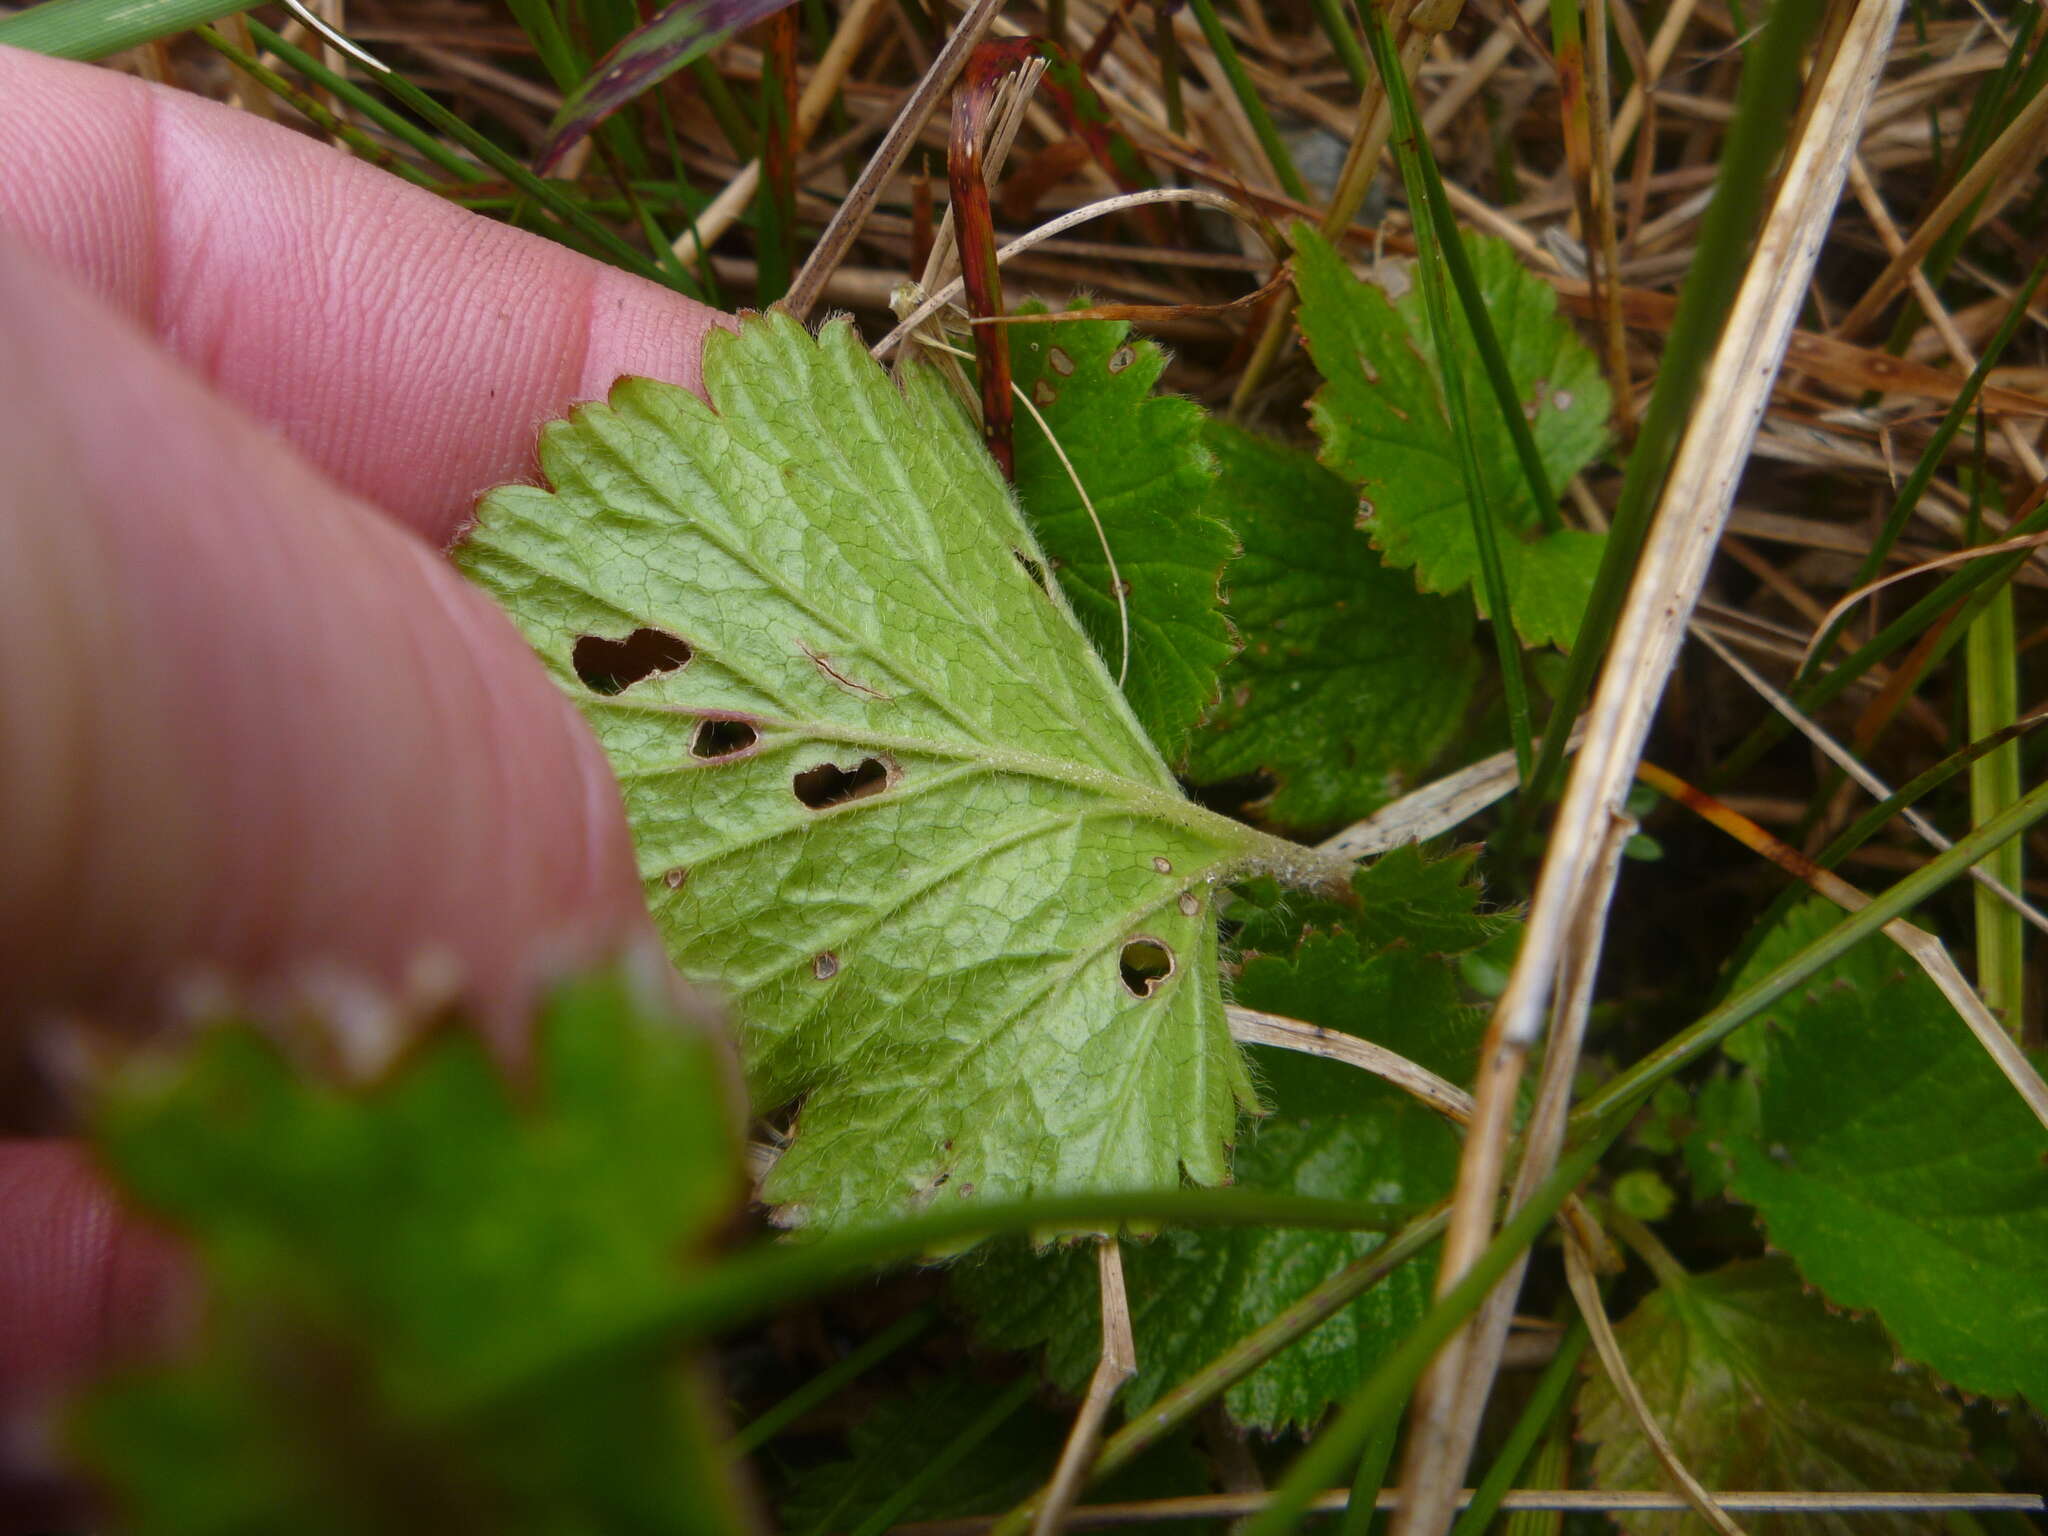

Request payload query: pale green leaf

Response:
[1294,226,1609,650]
[1579,1258,1971,1536]
[959,861,1488,1431]
[1188,423,1477,829]
[1010,315,1237,759]
[459,314,1345,1233]
[1696,898,2048,1401]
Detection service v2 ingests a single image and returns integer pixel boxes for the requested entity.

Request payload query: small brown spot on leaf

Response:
[1107,344,1136,373]
[1033,378,1057,406]
[1119,937,1175,997]
[572,627,691,695]
[794,756,896,809]
[1552,388,1574,411]
[663,867,689,890]
[812,951,840,980]
[1153,856,1173,874]
[1048,347,1075,376]
[1178,891,1201,917]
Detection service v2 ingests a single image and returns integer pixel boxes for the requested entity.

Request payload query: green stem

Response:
[1367,9,1534,779]
[1445,1319,1590,1536]
[1513,0,1828,829]
[986,1203,1452,1536]
[1966,548,2025,1036]
[727,1304,938,1457]
[1242,1139,1612,1536]
[1183,0,1309,201]
[1575,766,2048,1131]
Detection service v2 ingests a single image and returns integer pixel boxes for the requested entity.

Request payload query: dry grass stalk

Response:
[1388,3,1910,1530]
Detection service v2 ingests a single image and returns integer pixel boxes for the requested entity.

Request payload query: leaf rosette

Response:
[460,313,1344,1233]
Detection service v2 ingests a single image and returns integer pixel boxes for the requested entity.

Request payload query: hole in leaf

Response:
[1107,344,1136,373]
[1014,550,1048,592]
[571,628,691,695]
[663,867,689,890]
[1119,938,1175,997]
[692,718,759,760]
[813,952,840,980]
[793,756,894,809]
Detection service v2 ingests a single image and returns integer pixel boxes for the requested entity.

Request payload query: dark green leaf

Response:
[1010,314,1237,758]
[1187,423,1478,829]
[1696,899,2048,1402]
[775,1371,1213,1533]
[76,969,751,1536]
[1579,1258,1971,1536]
[1294,227,1609,650]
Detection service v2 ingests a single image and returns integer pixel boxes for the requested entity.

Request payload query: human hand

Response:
[0,43,727,1518]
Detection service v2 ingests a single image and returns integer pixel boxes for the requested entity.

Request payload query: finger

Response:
[0,1142,190,1531]
[0,232,656,1045]
[0,45,728,548]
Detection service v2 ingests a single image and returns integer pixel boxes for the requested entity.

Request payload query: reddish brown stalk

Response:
[950,39,1038,479]
[757,6,800,299]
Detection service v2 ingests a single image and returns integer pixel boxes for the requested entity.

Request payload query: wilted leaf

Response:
[1187,423,1477,829]
[1696,898,2048,1402]
[77,969,750,1536]
[1010,314,1236,758]
[1579,1258,1971,1536]
[959,859,1487,1431]
[1295,226,1609,650]
[460,314,1346,1233]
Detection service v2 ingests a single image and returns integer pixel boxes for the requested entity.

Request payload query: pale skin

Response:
[0,43,727,1519]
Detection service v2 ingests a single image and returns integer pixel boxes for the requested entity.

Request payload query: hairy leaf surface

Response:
[1696,899,2048,1401]
[1188,423,1477,829]
[959,855,1486,1431]
[461,314,1339,1231]
[1009,314,1236,759]
[78,970,748,1536]
[1579,1258,1970,1536]
[1294,227,1608,650]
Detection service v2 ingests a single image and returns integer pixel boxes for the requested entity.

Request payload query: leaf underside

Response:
[1698,898,2048,1402]
[1578,1258,1971,1536]
[1008,314,1237,762]
[960,851,1495,1431]
[1295,227,1609,651]
[460,313,1323,1233]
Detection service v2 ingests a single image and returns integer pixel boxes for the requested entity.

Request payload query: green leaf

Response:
[77,969,751,1536]
[1009,314,1237,759]
[1578,1258,1971,1536]
[1186,423,1478,829]
[460,314,1344,1233]
[1294,227,1609,650]
[1696,898,2048,1402]
[959,878,1484,1431]
[775,1371,1214,1534]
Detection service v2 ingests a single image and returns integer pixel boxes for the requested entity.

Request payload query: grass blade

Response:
[0,0,249,58]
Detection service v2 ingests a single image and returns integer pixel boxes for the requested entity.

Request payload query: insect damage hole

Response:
[1014,549,1049,593]
[571,627,691,695]
[691,718,759,760]
[1119,938,1176,997]
[793,756,895,809]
